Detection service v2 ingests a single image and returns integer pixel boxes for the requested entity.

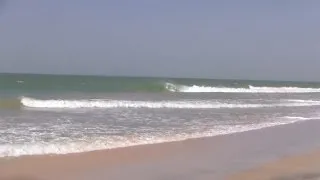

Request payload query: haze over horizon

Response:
[0,1,320,81]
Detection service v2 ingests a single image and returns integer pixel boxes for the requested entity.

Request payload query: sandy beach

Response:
[1,0,319,179]
[1,119,320,180]
[228,149,320,180]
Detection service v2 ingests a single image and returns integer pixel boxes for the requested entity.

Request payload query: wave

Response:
[165,83,320,93]
[286,99,320,103]
[282,116,320,120]
[20,97,320,109]
[0,118,309,157]
[4,77,320,93]
[3,74,320,93]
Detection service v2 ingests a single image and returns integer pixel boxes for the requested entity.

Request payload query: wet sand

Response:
[0,139,190,180]
[228,150,320,180]
[2,120,320,180]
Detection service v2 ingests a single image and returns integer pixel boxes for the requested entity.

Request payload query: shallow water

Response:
[1,74,320,157]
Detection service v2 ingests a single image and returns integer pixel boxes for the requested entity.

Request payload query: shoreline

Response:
[0,138,192,179]
[0,118,309,158]
[2,120,320,180]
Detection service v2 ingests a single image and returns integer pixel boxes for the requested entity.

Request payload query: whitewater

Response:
[2,75,320,157]
[20,97,320,109]
[0,116,316,157]
[166,83,320,93]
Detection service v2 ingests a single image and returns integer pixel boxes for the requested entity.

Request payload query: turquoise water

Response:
[1,73,320,157]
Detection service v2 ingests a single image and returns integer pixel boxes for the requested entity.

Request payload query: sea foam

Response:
[0,118,310,157]
[165,83,320,93]
[20,97,320,109]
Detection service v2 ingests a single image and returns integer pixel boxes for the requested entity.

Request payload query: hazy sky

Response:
[0,1,320,81]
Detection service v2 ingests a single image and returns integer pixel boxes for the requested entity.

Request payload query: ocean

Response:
[1,73,320,157]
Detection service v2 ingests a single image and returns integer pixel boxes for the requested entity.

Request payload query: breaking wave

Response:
[165,83,320,93]
[282,116,320,120]
[20,97,320,109]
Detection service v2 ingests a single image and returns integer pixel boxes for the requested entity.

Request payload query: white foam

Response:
[0,118,310,157]
[282,116,320,120]
[20,97,320,109]
[287,99,320,103]
[165,83,320,93]
[248,86,320,93]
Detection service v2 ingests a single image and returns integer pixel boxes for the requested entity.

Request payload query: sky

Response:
[0,1,320,81]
